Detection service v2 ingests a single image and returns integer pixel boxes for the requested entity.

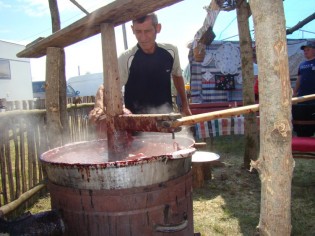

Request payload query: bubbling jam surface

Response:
[41,135,194,165]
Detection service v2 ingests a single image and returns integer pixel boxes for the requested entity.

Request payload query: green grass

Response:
[193,136,314,236]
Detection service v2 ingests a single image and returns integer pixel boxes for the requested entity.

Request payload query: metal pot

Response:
[40,134,195,190]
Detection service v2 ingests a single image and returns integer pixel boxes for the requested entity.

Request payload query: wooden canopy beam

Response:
[17,0,182,58]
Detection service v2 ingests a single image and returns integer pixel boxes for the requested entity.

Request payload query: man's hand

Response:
[89,85,133,124]
[123,107,132,115]
[181,104,192,116]
[89,85,105,123]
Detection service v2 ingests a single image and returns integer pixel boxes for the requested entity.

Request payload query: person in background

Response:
[292,41,315,136]
[293,42,315,98]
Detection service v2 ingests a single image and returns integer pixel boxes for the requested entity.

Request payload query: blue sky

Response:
[1,0,314,81]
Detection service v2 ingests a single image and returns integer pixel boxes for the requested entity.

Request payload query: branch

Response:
[48,0,61,32]
[286,12,315,35]
[236,0,251,19]
[0,184,46,217]
[69,0,89,15]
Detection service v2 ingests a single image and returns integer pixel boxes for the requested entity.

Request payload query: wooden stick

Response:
[0,183,46,217]
[291,94,315,104]
[13,125,21,198]
[0,129,8,204]
[20,119,27,193]
[172,104,259,128]
[4,125,14,202]
[170,94,315,128]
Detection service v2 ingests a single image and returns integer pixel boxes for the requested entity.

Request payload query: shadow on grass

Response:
[192,135,315,236]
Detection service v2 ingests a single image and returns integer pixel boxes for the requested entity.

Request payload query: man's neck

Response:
[139,43,156,54]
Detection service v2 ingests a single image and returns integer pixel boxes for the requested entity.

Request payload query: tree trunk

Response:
[236,0,259,170]
[249,0,294,235]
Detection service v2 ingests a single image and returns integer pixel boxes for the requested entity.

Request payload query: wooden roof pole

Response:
[101,23,128,161]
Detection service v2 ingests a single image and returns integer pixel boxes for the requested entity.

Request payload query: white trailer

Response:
[67,72,103,97]
[0,40,33,101]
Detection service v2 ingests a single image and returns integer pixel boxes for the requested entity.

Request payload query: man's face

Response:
[131,18,161,54]
[303,47,315,60]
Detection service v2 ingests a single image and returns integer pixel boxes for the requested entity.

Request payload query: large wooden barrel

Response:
[49,171,193,235]
[40,134,196,235]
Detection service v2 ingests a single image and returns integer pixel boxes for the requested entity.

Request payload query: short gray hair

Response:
[132,13,158,26]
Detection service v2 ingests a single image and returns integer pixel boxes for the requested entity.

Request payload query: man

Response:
[292,41,315,136]
[119,13,191,115]
[89,13,191,133]
[90,13,191,122]
[293,42,315,98]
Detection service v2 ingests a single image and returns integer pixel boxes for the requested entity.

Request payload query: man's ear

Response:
[156,23,161,33]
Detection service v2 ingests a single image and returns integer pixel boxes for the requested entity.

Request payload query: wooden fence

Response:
[1,96,95,111]
[0,102,96,212]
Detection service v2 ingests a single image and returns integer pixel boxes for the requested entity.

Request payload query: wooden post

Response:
[192,162,205,188]
[191,151,220,189]
[100,23,128,161]
[45,47,66,148]
[236,0,259,169]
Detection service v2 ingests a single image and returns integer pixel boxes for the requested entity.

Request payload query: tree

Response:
[48,0,61,32]
[286,12,315,35]
[249,0,294,235]
[236,0,259,170]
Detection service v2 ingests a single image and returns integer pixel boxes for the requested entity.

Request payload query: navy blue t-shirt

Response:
[124,44,174,114]
[298,58,315,97]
